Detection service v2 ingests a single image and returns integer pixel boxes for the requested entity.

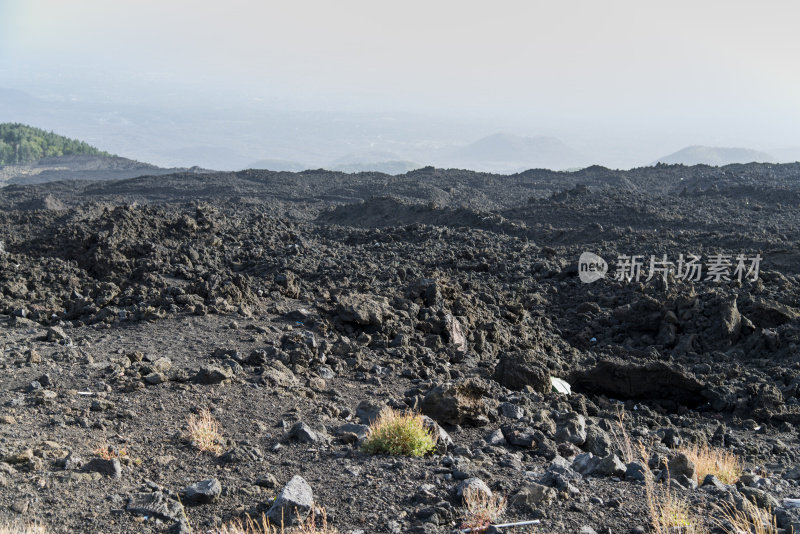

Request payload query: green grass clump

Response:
[361,409,436,457]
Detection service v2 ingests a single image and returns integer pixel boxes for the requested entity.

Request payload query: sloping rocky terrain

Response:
[0,154,209,187]
[0,163,799,533]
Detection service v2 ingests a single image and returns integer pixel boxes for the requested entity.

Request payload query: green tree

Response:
[0,123,112,165]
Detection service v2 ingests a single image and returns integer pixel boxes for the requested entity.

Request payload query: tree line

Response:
[0,123,111,165]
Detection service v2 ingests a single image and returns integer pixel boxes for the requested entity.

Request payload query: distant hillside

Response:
[769,147,800,163]
[329,161,422,175]
[451,133,588,171]
[0,123,112,165]
[248,159,309,172]
[653,145,777,166]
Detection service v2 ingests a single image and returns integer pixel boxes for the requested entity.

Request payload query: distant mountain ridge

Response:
[653,145,777,166]
[449,133,589,171]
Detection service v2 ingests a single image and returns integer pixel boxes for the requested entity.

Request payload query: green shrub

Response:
[361,409,436,457]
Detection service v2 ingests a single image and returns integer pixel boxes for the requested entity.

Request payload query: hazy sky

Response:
[2,0,800,165]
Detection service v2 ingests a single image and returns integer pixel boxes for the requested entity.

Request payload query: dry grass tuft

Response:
[213,508,338,534]
[93,441,129,461]
[0,521,48,534]
[611,405,635,464]
[640,445,706,534]
[459,486,507,532]
[186,408,224,455]
[680,443,742,485]
[292,509,339,534]
[361,409,436,457]
[714,498,778,534]
[649,490,701,534]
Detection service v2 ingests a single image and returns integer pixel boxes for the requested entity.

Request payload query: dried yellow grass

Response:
[714,498,778,534]
[650,490,703,534]
[93,439,129,461]
[680,443,742,485]
[459,486,507,532]
[213,508,338,534]
[640,445,706,534]
[186,408,224,455]
[611,405,635,463]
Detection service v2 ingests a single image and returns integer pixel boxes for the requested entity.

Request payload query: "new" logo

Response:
[579,252,607,283]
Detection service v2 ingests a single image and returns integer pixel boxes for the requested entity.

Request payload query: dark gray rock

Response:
[667,452,696,481]
[127,492,184,522]
[555,413,587,446]
[337,294,392,326]
[456,477,491,501]
[583,425,612,456]
[194,365,234,384]
[593,454,626,477]
[739,487,780,510]
[625,461,647,482]
[485,428,507,446]
[266,475,313,526]
[672,474,698,490]
[511,482,556,510]
[775,505,800,533]
[82,458,121,478]
[493,351,550,393]
[499,402,524,420]
[572,453,599,475]
[661,428,682,448]
[421,415,453,454]
[288,422,321,443]
[501,425,536,448]
[144,372,168,385]
[336,423,370,440]
[784,466,800,480]
[701,474,726,489]
[182,478,222,504]
[420,379,491,426]
[356,400,389,424]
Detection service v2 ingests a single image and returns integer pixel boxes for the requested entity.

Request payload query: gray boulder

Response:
[667,452,696,481]
[593,454,626,477]
[555,413,587,446]
[337,294,392,326]
[127,492,184,522]
[420,379,491,426]
[625,462,647,482]
[456,477,492,501]
[583,425,612,456]
[511,482,556,511]
[266,475,313,526]
[493,351,550,393]
[572,453,599,475]
[288,422,322,444]
[82,458,121,478]
[356,400,389,425]
[182,478,222,504]
[194,365,234,384]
